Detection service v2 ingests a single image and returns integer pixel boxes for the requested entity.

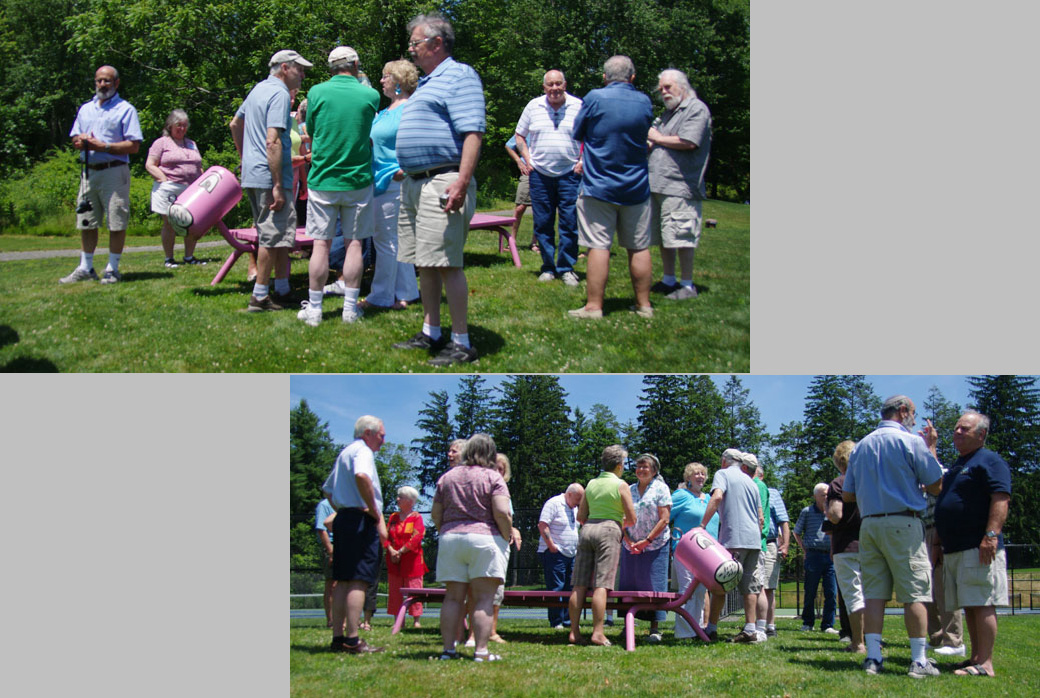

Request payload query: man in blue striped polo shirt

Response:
[393,12,485,366]
[793,483,837,634]
[515,70,583,286]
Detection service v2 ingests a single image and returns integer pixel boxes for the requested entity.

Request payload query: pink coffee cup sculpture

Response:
[673,527,743,593]
[168,166,243,235]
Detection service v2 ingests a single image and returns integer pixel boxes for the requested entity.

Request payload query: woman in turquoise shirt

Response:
[670,462,719,638]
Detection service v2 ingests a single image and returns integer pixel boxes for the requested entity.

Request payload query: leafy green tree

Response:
[922,385,962,468]
[454,374,494,439]
[490,375,574,507]
[375,442,419,511]
[411,389,453,498]
[289,399,343,569]
[967,375,1040,545]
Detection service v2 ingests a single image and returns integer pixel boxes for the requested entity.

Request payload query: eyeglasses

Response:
[408,37,435,48]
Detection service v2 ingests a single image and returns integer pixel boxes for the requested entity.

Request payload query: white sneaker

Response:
[537,271,556,282]
[464,638,475,648]
[342,304,364,324]
[560,271,580,287]
[323,281,346,296]
[665,284,698,300]
[908,660,940,679]
[99,269,121,284]
[756,630,768,643]
[824,627,840,635]
[932,644,966,656]
[296,301,322,327]
[59,267,98,284]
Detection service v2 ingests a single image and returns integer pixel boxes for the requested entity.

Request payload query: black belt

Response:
[86,161,128,171]
[863,510,920,519]
[407,166,458,180]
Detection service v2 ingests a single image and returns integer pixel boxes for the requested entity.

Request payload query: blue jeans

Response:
[529,169,580,275]
[539,550,575,627]
[802,550,837,629]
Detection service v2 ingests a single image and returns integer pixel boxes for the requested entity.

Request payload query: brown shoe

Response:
[331,638,384,654]
[247,295,285,312]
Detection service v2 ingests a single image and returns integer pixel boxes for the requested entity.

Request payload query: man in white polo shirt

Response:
[515,70,583,286]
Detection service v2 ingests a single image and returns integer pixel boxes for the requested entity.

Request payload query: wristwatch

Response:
[985,531,998,538]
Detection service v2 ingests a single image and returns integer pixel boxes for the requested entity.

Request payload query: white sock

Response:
[274,277,290,295]
[80,252,94,271]
[343,287,360,312]
[451,332,470,348]
[423,323,441,341]
[767,624,776,632]
[253,283,269,299]
[756,619,766,631]
[865,633,883,661]
[662,274,676,286]
[743,622,756,634]
[105,252,120,272]
[308,289,323,309]
[909,637,927,664]
[680,279,694,288]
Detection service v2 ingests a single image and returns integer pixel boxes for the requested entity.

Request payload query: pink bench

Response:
[468,213,520,267]
[391,584,708,651]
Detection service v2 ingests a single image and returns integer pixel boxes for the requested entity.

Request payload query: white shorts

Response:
[305,186,375,242]
[833,551,865,613]
[151,180,188,217]
[943,547,1008,608]
[436,531,508,583]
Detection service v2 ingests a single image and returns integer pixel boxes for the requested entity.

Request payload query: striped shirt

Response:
[396,57,485,173]
[794,504,830,552]
[515,93,582,177]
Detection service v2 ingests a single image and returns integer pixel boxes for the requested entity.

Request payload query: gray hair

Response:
[98,65,119,79]
[601,444,628,470]
[162,109,189,138]
[635,453,662,478]
[461,433,497,468]
[566,483,584,496]
[881,395,913,420]
[961,410,991,438]
[408,12,455,54]
[450,438,468,452]
[354,415,383,439]
[721,448,744,467]
[657,69,694,99]
[397,486,420,502]
[603,55,635,83]
[813,482,829,497]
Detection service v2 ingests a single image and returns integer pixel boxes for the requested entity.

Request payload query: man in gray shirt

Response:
[647,69,711,300]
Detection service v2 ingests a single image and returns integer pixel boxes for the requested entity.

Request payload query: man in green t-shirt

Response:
[298,46,380,327]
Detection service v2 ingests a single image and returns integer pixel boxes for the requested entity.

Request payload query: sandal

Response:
[434,650,461,660]
[954,664,992,677]
[473,651,502,662]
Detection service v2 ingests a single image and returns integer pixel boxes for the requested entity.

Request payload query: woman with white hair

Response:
[385,485,428,628]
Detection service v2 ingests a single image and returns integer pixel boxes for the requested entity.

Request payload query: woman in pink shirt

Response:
[145,109,205,268]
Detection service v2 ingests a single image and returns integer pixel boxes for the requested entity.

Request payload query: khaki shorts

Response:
[436,531,508,583]
[859,516,932,603]
[833,551,865,613]
[758,540,781,590]
[571,519,623,589]
[150,180,188,217]
[514,174,531,206]
[650,193,702,248]
[76,164,130,231]
[729,547,762,596]
[398,173,475,267]
[576,194,650,251]
[246,187,297,248]
[943,547,1008,608]
[305,186,375,242]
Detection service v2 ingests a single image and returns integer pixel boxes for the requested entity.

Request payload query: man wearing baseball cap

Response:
[229,50,312,311]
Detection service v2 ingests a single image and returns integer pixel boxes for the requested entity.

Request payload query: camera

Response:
[76,198,93,214]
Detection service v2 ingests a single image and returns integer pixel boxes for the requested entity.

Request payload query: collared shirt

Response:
[626,478,673,552]
[235,76,292,189]
[648,95,712,199]
[670,488,719,546]
[70,92,143,165]
[794,504,831,552]
[322,439,382,514]
[766,487,790,541]
[537,492,580,557]
[307,74,380,191]
[515,93,582,177]
[709,465,762,550]
[314,498,336,543]
[397,57,486,173]
[934,447,1012,554]
[845,420,943,517]
[571,81,652,206]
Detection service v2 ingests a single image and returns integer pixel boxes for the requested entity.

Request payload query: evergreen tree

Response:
[967,375,1040,545]
[411,390,453,499]
[375,442,420,512]
[289,400,343,569]
[922,385,962,468]
[719,375,770,460]
[454,375,494,439]
[572,403,623,484]
[490,375,574,507]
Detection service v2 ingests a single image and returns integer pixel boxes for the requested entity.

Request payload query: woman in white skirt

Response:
[145,109,206,268]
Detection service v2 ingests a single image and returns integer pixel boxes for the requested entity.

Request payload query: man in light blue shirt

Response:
[60,65,142,285]
[844,395,943,678]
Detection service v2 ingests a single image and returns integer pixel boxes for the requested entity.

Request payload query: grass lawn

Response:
[0,200,748,372]
[289,614,1040,697]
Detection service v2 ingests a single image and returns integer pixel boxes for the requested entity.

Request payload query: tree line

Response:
[290,375,1040,572]
[1,0,750,202]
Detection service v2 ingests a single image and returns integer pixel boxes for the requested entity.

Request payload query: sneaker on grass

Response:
[59,267,98,284]
[100,269,121,284]
[164,258,179,268]
[392,332,447,351]
[862,658,883,675]
[560,271,580,287]
[297,301,322,326]
[908,660,939,679]
[182,256,207,265]
[247,295,284,312]
[666,285,698,300]
[342,305,364,324]
[538,271,556,282]
[429,341,478,366]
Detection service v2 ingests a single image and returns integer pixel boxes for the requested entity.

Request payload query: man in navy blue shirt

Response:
[568,56,654,319]
[934,411,1011,678]
[794,483,838,634]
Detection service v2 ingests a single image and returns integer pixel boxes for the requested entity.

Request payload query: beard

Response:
[662,93,681,110]
[901,413,916,430]
[96,86,115,101]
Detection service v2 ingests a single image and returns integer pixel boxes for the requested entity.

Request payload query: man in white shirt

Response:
[537,483,585,628]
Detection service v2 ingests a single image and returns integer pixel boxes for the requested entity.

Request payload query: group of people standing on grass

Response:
[61,11,716,366]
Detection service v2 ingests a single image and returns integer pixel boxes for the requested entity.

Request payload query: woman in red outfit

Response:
[385,486,428,627]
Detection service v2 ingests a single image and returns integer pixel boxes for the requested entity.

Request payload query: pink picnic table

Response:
[391,583,708,651]
[209,212,519,285]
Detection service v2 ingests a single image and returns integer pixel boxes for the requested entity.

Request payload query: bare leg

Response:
[441,582,468,654]
[418,267,443,328]
[81,228,99,255]
[160,217,176,259]
[256,247,275,287]
[109,229,126,255]
[677,248,696,282]
[441,267,469,335]
[247,251,258,279]
[489,604,506,642]
[273,247,289,281]
[308,239,331,291]
[708,590,726,625]
[847,610,866,652]
[582,248,610,311]
[469,577,499,655]
[743,592,758,625]
[568,586,586,643]
[627,248,652,309]
[903,600,928,638]
[589,587,610,645]
[344,581,367,638]
[342,239,364,288]
[863,598,886,635]
[185,228,204,259]
[324,579,335,628]
[660,246,676,278]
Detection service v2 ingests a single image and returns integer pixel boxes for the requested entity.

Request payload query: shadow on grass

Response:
[464,251,528,269]
[1,355,59,372]
[0,324,18,349]
[786,655,881,673]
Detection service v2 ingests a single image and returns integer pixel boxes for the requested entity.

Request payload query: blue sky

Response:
[288,375,988,451]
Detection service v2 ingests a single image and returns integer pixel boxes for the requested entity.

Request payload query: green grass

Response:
[0,200,748,372]
[290,614,1040,697]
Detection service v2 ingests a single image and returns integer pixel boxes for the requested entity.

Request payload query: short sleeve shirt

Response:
[70,93,143,165]
[626,478,673,551]
[537,493,580,556]
[934,447,1012,554]
[434,465,509,536]
[235,76,293,189]
[515,93,582,177]
[670,487,719,547]
[321,439,382,514]
[147,136,203,184]
[710,466,762,549]
[845,421,943,517]
[314,498,336,543]
[794,504,831,552]
[648,96,712,199]
[306,75,380,191]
